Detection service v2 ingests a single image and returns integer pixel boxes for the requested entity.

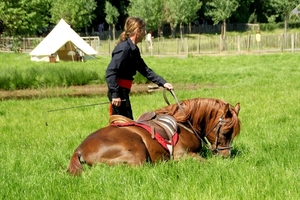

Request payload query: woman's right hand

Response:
[112,98,122,107]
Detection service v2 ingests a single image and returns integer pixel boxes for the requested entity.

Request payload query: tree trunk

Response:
[113,24,116,41]
[108,25,111,40]
[170,23,175,38]
[284,14,288,48]
[157,26,162,37]
[221,20,227,51]
[180,23,183,40]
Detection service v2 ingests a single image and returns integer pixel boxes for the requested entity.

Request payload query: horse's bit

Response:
[163,89,232,154]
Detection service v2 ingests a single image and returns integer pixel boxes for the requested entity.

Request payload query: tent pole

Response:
[69,41,74,62]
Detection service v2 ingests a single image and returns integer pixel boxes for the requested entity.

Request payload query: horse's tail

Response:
[67,151,83,176]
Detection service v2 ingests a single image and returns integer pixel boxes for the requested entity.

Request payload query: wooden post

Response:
[23,37,25,52]
[247,34,251,52]
[185,38,188,55]
[108,40,111,55]
[291,34,294,53]
[157,37,160,55]
[219,35,222,52]
[197,35,200,54]
[176,38,179,54]
[237,35,241,54]
[280,34,284,52]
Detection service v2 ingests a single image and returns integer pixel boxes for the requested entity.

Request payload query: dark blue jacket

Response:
[106,38,167,98]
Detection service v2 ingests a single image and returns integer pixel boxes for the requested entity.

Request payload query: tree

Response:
[0,0,50,52]
[50,0,97,33]
[231,0,255,23]
[165,0,202,38]
[127,0,165,37]
[205,0,239,51]
[104,1,119,41]
[0,0,50,37]
[183,0,202,34]
[267,0,300,45]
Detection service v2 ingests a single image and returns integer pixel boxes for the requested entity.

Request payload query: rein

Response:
[163,89,232,154]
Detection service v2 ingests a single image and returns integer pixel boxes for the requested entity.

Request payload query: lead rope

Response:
[163,89,212,149]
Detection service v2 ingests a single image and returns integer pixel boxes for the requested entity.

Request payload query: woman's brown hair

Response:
[117,17,146,44]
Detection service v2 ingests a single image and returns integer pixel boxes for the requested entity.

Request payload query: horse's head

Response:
[155,98,241,158]
[204,102,241,157]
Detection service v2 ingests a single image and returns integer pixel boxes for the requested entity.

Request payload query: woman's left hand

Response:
[163,83,173,90]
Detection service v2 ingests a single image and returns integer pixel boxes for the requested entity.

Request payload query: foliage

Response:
[0,0,50,36]
[104,1,119,25]
[205,0,239,26]
[265,0,300,47]
[127,0,165,36]
[259,23,278,31]
[1,54,300,199]
[205,0,239,50]
[268,0,300,21]
[231,0,255,23]
[165,0,202,38]
[104,1,119,40]
[50,0,97,31]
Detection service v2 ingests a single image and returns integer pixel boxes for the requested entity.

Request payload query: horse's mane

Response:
[155,98,240,137]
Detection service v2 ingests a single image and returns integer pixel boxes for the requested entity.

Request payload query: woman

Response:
[106,17,173,119]
[146,30,153,49]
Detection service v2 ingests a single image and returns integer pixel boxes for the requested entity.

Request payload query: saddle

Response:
[109,111,178,157]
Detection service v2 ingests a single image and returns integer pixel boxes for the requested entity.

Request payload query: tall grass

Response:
[0,53,104,90]
[1,53,300,199]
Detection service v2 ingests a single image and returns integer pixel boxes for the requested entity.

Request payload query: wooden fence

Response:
[1,33,300,56]
[0,36,100,54]
[98,33,300,56]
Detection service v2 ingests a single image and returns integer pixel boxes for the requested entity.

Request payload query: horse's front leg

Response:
[173,149,206,162]
[186,152,206,162]
[173,130,205,162]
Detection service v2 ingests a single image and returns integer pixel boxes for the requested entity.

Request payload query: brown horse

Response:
[67,98,241,175]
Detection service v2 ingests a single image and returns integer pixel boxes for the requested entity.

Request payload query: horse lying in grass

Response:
[67,97,241,175]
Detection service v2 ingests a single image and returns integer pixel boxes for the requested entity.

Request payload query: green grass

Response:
[1,53,300,199]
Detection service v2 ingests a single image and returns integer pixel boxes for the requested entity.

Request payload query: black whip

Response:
[45,100,125,126]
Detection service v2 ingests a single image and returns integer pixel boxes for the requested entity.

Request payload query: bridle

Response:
[163,89,233,154]
[202,114,232,154]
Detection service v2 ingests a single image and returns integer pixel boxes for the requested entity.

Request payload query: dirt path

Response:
[0,83,202,100]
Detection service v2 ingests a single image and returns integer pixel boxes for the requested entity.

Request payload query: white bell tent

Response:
[30,19,97,62]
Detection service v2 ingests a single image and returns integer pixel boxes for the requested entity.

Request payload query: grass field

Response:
[1,53,300,199]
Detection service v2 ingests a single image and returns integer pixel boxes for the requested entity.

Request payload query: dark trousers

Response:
[107,87,133,119]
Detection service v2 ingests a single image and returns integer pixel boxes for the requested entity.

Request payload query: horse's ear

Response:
[234,103,240,116]
[223,103,230,115]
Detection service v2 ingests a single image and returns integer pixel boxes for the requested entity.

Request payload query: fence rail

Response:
[1,33,300,56]
[98,33,300,56]
[0,36,100,54]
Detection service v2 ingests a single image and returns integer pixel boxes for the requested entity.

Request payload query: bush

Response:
[260,23,278,31]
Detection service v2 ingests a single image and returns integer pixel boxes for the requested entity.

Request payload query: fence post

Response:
[280,34,284,52]
[176,38,179,54]
[237,35,241,54]
[157,37,160,55]
[23,37,25,51]
[185,38,188,55]
[108,40,111,55]
[291,34,294,53]
[247,34,251,52]
[197,35,200,54]
[219,35,222,52]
